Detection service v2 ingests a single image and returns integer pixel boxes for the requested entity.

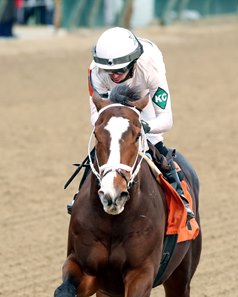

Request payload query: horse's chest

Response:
[73,211,163,275]
[73,227,110,274]
[88,219,160,270]
[110,220,161,266]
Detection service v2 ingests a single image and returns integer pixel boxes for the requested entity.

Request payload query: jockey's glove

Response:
[141,120,151,133]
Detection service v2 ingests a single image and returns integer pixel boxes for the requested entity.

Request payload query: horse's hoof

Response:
[54,282,76,297]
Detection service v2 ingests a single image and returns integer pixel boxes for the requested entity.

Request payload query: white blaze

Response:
[105,117,129,164]
[100,117,129,198]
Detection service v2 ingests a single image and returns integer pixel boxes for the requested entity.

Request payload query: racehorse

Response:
[54,85,202,297]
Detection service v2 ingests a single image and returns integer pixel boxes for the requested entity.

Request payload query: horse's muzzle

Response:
[98,190,130,215]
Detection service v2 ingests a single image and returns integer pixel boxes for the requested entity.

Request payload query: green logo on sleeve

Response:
[152,87,168,109]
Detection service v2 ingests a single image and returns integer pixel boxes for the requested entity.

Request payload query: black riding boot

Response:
[154,142,195,221]
[164,157,195,221]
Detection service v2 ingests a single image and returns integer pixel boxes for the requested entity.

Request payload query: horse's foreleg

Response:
[124,266,154,297]
[54,255,98,297]
[54,278,77,297]
[164,281,190,297]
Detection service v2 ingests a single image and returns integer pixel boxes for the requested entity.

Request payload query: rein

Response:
[88,103,147,190]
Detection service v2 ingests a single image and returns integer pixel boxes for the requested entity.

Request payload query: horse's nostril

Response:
[107,198,113,206]
[98,190,103,199]
[120,191,129,199]
[99,190,113,206]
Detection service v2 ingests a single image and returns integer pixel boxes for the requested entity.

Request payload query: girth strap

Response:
[153,234,178,287]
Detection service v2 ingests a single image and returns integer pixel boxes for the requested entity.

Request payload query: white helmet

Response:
[93,27,143,70]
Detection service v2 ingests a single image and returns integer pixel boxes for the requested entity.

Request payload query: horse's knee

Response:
[54,279,76,297]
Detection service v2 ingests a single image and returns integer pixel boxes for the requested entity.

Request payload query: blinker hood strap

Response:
[93,39,143,66]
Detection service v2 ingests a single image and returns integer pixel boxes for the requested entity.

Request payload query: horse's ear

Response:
[132,94,149,111]
[92,91,110,111]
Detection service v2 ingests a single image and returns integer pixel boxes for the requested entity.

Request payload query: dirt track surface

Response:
[0,16,238,297]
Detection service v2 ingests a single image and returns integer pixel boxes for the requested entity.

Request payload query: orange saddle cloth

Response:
[159,174,200,243]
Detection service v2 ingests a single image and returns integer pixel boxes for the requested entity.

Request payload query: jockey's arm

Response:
[145,82,173,134]
[147,107,173,134]
[142,46,173,134]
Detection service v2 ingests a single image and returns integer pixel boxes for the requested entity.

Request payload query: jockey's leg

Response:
[154,142,195,221]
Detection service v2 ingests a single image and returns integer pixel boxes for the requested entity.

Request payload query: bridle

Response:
[88,103,147,190]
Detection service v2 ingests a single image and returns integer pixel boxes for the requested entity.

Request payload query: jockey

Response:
[68,27,194,220]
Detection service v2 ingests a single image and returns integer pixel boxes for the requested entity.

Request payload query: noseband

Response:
[88,104,147,190]
[101,168,129,186]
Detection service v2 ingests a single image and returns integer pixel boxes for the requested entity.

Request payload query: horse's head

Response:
[90,86,149,215]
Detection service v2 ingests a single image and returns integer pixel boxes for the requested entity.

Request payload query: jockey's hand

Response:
[141,120,151,133]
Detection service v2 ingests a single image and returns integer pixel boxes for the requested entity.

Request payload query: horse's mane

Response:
[109,85,142,105]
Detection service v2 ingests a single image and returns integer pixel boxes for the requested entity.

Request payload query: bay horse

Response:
[54,86,202,297]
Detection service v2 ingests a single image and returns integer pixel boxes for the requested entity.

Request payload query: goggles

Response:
[103,61,136,75]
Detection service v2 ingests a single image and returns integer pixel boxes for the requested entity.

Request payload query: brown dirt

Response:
[0,15,238,297]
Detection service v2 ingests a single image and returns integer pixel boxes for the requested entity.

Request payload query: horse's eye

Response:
[136,132,141,142]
